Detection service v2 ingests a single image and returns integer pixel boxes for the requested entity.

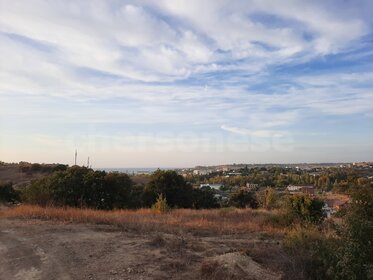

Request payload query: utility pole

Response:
[87,157,90,168]
[75,149,77,166]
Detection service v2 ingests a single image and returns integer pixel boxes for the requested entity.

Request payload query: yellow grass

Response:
[0,205,287,235]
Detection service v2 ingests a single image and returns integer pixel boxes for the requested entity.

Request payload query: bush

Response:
[229,189,258,208]
[287,195,325,224]
[192,187,219,209]
[21,177,54,206]
[152,193,169,213]
[283,227,337,279]
[144,170,193,208]
[0,182,19,203]
[22,166,133,209]
[283,186,373,279]
[331,185,373,279]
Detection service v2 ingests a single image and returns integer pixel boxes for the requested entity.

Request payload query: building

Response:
[193,169,213,175]
[287,185,315,195]
[245,183,259,191]
[287,185,302,193]
[199,183,224,190]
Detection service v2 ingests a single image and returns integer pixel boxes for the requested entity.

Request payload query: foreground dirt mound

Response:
[202,252,281,280]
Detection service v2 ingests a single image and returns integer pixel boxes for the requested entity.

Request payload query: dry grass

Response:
[0,205,287,236]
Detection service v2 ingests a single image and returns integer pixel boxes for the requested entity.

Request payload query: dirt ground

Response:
[0,218,284,280]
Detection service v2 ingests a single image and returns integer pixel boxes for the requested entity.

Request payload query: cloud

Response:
[0,0,369,86]
[0,0,372,165]
[221,125,285,138]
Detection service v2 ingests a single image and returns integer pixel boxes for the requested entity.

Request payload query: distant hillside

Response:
[0,162,67,189]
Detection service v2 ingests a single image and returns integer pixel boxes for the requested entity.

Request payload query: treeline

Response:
[187,166,371,193]
[0,166,270,210]
[18,162,68,174]
[18,167,223,210]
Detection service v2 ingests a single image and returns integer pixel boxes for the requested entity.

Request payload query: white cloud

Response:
[0,0,369,85]
[0,0,372,165]
[221,125,285,138]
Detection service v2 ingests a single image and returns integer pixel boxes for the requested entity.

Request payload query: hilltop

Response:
[0,161,67,188]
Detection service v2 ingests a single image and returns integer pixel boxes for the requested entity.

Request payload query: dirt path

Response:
[0,218,283,280]
[0,223,70,280]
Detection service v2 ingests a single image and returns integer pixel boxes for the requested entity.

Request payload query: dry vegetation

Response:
[0,205,287,236]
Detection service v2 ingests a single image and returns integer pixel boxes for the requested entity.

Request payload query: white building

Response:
[199,183,224,190]
[287,185,303,193]
[245,183,259,190]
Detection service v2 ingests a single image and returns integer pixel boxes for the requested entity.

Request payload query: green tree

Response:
[263,187,277,209]
[229,189,258,208]
[0,182,19,203]
[332,185,373,279]
[192,186,219,209]
[22,166,134,210]
[287,195,325,224]
[144,170,193,208]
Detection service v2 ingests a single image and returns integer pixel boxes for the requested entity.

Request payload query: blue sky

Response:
[0,0,373,167]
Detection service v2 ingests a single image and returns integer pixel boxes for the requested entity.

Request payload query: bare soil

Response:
[0,218,284,280]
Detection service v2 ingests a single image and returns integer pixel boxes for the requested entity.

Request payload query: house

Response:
[199,183,224,190]
[193,169,212,175]
[287,185,302,193]
[245,183,259,191]
[287,185,315,195]
[228,172,242,176]
[301,186,315,195]
[324,199,349,217]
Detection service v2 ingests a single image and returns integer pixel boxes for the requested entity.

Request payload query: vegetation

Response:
[152,193,169,213]
[2,162,372,279]
[19,162,68,174]
[143,170,194,208]
[228,189,258,208]
[192,186,219,209]
[287,195,325,224]
[21,167,218,210]
[331,185,373,279]
[0,182,19,203]
[284,185,373,279]
[0,204,287,235]
[189,165,372,194]
[22,166,133,209]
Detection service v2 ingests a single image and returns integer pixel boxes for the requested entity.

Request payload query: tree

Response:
[332,185,373,279]
[229,189,258,208]
[263,187,277,209]
[152,193,169,213]
[287,195,325,224]
[0,182,19,203]
[192,186,219,209]
[22,166,134,210]
[144,170,193,208]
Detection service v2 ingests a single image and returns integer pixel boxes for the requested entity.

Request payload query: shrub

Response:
[283,226,337,279]
[152,194,170,213]
[331,185,373,279]
[0,182,19,203]
[283,186,373,279]
[262,187,277,209]
[144,170,193,208]
[229,189,258,208]
[287,195,325,224]
[21,166,133,209]
[192,187,219,209]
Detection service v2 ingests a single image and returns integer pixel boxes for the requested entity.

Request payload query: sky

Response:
[0,0,373,168]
